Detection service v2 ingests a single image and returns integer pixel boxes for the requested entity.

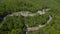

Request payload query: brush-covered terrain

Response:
[0,0,60,34]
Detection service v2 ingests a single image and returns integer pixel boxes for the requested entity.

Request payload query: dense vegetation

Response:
[25,14,49,27]
[0,0,60,34]
[0,16,26,34]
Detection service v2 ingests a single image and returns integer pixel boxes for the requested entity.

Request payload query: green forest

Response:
[0,0,60,34]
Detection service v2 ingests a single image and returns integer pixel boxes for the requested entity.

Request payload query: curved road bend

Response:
[2,9,51,34]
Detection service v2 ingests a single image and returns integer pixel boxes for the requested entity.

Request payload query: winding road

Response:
[2,8,52,34]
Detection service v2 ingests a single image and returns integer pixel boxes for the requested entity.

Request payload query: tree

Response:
[0,15,26,34]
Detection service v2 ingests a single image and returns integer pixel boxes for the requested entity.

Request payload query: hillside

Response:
[0,0,60,34]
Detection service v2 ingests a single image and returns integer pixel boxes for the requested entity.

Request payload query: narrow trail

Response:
[2,8,51,34]
[4,8,50,17]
